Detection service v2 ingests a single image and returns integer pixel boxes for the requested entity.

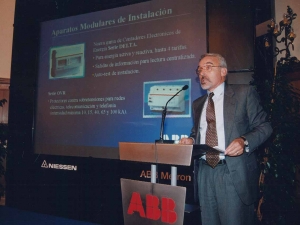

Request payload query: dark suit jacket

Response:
[190,83,272,205]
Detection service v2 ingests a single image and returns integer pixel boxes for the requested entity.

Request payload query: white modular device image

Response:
[50,44,85,79]
[148,85,186,112]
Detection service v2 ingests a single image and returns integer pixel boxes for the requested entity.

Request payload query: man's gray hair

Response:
[200,53,227,68]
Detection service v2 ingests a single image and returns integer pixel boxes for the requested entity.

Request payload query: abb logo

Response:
[127,192,177,224]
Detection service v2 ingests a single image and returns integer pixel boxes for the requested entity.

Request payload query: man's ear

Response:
[221,67,227,77]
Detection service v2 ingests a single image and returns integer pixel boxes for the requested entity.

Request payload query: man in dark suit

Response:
[180,53,272,225]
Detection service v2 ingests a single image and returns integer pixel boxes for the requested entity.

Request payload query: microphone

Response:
[182,85,189,90]
[155,85,189,143]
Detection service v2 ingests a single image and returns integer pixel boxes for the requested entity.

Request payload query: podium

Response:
[119,142,209,225]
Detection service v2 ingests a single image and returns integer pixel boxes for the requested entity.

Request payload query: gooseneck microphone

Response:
[155,85,189,143]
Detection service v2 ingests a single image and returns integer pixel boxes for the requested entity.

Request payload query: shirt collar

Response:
[207,82,225,97]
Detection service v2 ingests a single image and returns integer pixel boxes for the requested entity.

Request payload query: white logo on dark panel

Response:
[40,160,77,171]
[41,160,48,168]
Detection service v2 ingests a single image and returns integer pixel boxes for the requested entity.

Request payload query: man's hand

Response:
[225,138,244,156]
[179,137,194,145]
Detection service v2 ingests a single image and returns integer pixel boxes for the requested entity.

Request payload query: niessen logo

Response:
[41,160,77,171]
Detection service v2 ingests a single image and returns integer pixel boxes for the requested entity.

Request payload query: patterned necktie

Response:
[205,92,219,168]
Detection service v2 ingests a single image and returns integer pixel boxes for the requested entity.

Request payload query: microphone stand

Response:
[156,107,170,143]
[155,87,187,144]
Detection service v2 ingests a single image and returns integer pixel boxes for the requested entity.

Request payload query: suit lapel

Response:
[224,84,236,147]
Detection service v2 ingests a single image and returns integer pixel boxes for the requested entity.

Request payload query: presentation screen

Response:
[34,0,207,158]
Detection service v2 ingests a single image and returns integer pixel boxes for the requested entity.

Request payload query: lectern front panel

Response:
[121,178,186,225]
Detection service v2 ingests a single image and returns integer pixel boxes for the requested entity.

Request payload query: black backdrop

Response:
[6,0,257,224]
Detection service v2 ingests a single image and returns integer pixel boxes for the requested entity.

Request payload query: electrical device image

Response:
[50,43,85,79]
[148,85,186,112]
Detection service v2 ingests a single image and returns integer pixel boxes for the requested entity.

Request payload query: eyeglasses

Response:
[196,65,223,75]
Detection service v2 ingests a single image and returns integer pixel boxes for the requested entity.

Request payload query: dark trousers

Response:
[197,159,255,225]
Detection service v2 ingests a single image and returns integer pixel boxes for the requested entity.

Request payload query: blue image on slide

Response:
[49,43,85,79]
[143,79,191,118]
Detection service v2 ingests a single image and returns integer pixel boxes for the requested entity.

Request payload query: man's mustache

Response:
[200,77,210,83]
